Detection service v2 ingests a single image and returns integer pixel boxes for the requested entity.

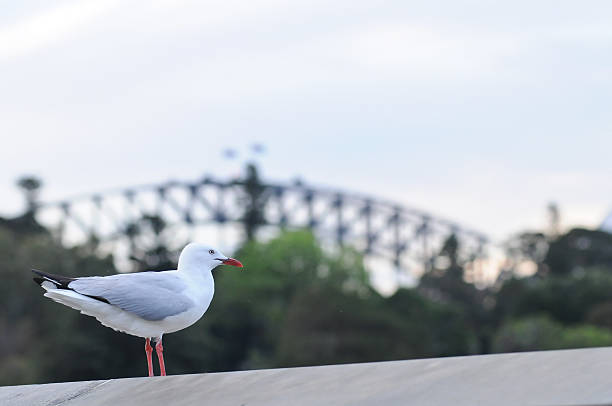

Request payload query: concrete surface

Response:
[2,347,612,406]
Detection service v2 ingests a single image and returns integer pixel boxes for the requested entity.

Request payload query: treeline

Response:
[2,214,612,386]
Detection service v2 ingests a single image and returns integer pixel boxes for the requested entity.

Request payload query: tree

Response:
[419,234,493,353]
[495,268,612,325]
[17,176,42,214]
[237,163,269,241]
[545,228,612,275]
[0,176,46,235]
[0,223,119,385]
[126,214,178,271]
[201,230,371,370]
[503,231,549,276]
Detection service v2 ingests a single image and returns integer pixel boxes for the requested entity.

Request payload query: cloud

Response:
[0,0,119,60]
[107,20,525,110]
[0,0,611,243]
[342,23,522,79]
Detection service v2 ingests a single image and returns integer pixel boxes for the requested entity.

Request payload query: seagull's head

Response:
[178,243,243,272]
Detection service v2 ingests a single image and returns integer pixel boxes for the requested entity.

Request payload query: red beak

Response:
[222,257,243,268]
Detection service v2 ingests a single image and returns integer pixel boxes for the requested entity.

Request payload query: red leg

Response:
[145,338,154,377]
[155,338,166,376]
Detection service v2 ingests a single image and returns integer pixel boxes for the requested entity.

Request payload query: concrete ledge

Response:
[2,347,612,406]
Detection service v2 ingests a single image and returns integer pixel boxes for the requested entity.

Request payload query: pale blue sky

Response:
[0,0,611,241]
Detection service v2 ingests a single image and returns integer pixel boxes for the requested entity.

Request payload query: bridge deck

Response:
[2,347,611,406]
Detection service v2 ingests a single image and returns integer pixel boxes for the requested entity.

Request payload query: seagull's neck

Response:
[177,260,215,284]
[177,264,215,305]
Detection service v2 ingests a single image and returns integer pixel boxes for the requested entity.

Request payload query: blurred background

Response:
[2,0,612,386]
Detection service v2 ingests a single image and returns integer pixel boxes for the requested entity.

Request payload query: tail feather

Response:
[32,269,110,304]
[45,289,101,312]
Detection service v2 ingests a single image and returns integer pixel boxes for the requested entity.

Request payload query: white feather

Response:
[35,243,226,339]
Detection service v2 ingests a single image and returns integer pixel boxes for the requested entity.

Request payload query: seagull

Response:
[32,243,243,377]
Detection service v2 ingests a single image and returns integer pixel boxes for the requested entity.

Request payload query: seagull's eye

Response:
[208,249,215,255]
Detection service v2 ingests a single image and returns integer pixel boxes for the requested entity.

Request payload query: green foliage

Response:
[418,234,494,353]
[586,301,612,329]
[5,216,612,387]
[492,315,562,352]
[0,224,121,385]
[276,286,476,367]
[177,231,477,371]
[386,288,477,357]
[496,270,612,324]
[545,228,612,275]
[198,230,372,370]
[493,315,612,353]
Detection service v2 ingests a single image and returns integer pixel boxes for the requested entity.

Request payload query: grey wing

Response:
[68,272,194,321]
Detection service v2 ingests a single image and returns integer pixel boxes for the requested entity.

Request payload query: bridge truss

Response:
[34,175,490,283]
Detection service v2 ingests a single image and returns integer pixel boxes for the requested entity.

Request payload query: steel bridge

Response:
[33,173,490,281]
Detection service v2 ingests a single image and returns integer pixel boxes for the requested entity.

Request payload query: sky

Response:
[1,0,611,244]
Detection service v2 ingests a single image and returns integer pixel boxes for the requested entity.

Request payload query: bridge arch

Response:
[34,173,489,283]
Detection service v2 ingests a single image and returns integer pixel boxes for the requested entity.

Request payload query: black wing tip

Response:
[29,270,108,303]
[32,269,46,286]
[30,269,75,289]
